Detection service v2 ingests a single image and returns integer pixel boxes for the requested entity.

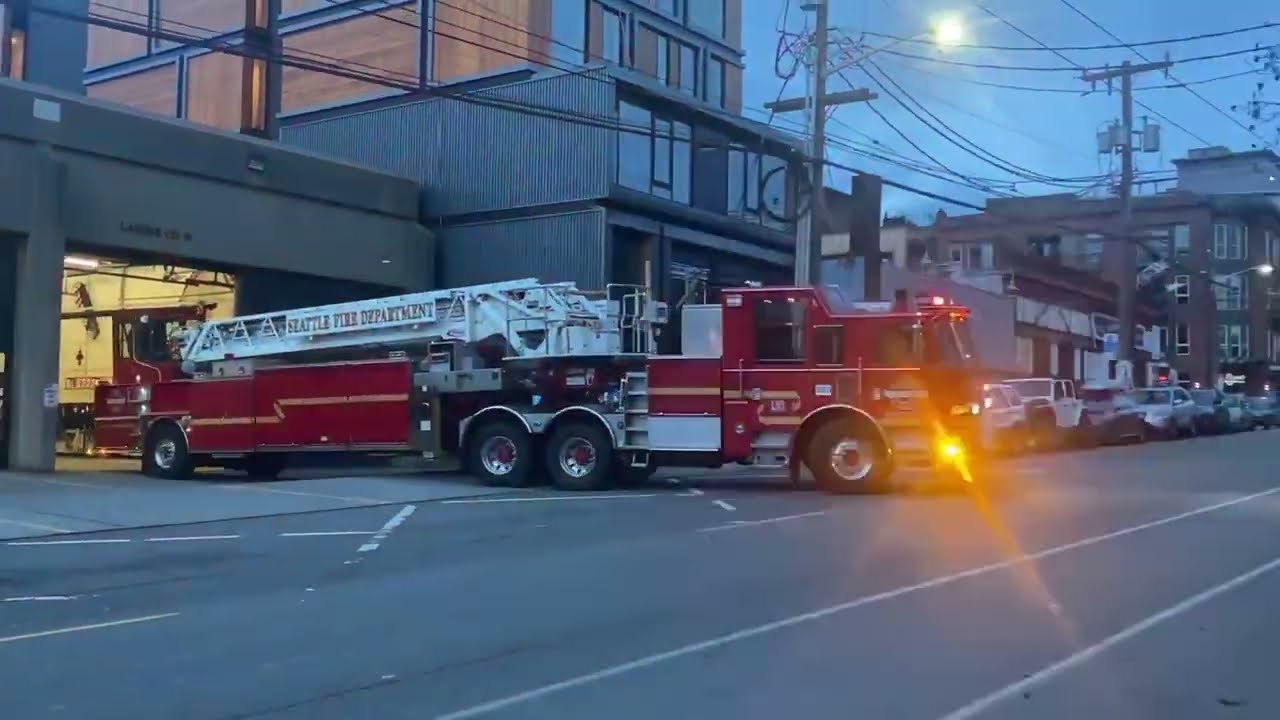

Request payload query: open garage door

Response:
[58,252,236,463]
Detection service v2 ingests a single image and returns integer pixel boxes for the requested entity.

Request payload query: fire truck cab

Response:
[93,280,981,493]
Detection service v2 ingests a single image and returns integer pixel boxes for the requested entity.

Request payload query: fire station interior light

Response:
[63,256,100,270]
[932,296,945,305]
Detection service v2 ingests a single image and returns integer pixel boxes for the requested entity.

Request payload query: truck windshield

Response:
[1007,380,1052,399]
[923,316,972,366]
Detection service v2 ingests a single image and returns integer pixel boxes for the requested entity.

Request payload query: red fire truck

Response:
[93,279,983,492]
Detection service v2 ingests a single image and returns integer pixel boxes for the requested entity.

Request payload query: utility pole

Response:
[1081,59,1171,383]
[763,0,875,288]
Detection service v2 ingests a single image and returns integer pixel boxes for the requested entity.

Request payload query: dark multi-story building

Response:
[898,191,1280,390]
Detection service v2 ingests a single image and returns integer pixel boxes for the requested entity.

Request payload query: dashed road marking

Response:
[3,596,76,602]
[7,538,131,546]
[0,517,72,534]
[678,488,705,497]
[357,504,416,553]
[442,494,657,505]
[698,511,826,533]
[0,612,180,644]
[279,531,376,537]
[713,500,737,512]
[144,535,240,543]
[214,483,385,505]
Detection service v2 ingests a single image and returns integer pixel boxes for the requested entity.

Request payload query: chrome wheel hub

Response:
[153,438,177,470]
[480,436,518,476]
[830,439,873,481]
[559,437,597,478]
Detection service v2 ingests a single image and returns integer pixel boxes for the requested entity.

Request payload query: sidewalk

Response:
[0,465,506,541]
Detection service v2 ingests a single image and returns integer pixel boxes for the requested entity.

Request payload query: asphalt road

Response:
[3,431,1279,719]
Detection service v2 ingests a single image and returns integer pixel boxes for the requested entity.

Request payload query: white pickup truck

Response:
[1004,377,1090,448]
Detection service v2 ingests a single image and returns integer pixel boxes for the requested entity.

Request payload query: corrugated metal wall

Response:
[280,70,616,218]
[440,209,608,289]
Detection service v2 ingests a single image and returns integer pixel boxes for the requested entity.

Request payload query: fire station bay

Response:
[0,80,432,471]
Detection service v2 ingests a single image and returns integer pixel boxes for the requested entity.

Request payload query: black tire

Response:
[468,419,536,487]
[141,423,194,480]
[244,453,288,480]
[806,420,891,495]
[545,421,614,492]
[1074,414,1098,449]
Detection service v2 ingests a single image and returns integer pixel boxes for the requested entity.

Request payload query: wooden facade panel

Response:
[724,62,742,112]
[280,8,419,113]
[158,0,245,36]
[86,63,179,117]
[633,24,658,77]
[433,0,551,82]
[186,51,244,130]
[724,0,742,47]
[86,0,149,68]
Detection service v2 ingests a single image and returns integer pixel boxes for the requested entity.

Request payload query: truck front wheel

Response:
[469,420,535,487]
[806,421,890,494]
[142,423,194,480]
[545,421,614,492]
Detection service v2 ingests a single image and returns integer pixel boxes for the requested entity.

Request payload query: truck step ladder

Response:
[622,369,650,456]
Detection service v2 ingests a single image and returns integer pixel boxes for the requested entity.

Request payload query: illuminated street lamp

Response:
[932,14,966,48]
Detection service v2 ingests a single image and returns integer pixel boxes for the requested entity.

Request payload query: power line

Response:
[862,21,1280,53]
[876,43,1264,73]
[1054,0,1274,148]
[885,59,1264,95]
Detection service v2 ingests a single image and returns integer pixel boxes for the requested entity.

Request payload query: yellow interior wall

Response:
[60,265,235,405]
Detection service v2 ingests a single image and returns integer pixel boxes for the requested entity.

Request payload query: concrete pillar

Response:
[7,149,65,471]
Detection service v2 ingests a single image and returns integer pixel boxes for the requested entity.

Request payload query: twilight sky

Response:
[738,0,1279,218]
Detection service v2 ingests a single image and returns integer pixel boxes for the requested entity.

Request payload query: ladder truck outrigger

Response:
[93,279,985,492]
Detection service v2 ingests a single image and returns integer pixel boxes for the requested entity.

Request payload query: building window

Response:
[185,51,244,130]
[1213,223,1247,260]
[706,56,725,107]
[654,0,680,17]
[1083,233,1104,267]
[283,8,418,112]
[677,42,697,95]
[616,100,691,204]
[727,147,791,228]
[1266,230,1279,268]
[1173,223,1191,259]
[1175,323,1190,355]
[1214,274,1246,310]
[687,0,725,36]
[1173,274,1190,305]
[589,2,624,64]
[550,0,587,66]
[434,1,557,81]
[4,27,25,81]
[754,297,806,362]
[1218,323,1248,360]
[86,63,180,117]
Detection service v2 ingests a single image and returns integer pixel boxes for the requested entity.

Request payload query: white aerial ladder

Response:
[174,278,667,372]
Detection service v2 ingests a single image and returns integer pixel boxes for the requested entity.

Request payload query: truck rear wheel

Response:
[806,421,890,494]
[469,419,536,487]
[545,421,614,492]
[142,423,194,480]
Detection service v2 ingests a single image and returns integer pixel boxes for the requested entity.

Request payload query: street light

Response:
[932,14,966,47]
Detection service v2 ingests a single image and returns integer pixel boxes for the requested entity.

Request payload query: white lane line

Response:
[357,504,416,553]
[7,538,131,546]
[144,535,240,543]
[280,531,377,537]
[937,552,1280,720]
[215,483,385,505]
[432,486,1280,720]
[713,500,737,512]
[697,511,825,533]
[5,474,111,490]
[679,488,706,497]
[442,494,657,505]
[0,612,180,644]
[3,596,76,602]
[665,477,682,486]
[0,517,72,533]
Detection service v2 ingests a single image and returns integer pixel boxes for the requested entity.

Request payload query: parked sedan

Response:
[1189,389,1233,434]
[1079,385,1148,444]
[1124,387,1199,439]
[1243,396,1280,429]
[1219,394,1253,432]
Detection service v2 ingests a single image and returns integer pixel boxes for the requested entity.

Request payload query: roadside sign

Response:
[42,384,58,408]
[1103,333,1119,355]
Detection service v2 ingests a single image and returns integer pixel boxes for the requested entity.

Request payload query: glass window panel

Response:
[86,63,179,117]
[687,0,724,36]
[86,0,149,68]
[617,102,652,191]
[549,0,586,66]
[282,8,418,113]
[706,57,724,107]
[185,51,244,130]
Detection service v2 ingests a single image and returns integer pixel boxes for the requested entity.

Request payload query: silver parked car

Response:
[1123,386,1199,439]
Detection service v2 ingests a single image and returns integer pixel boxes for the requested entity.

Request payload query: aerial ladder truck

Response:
[94,279,983,493]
